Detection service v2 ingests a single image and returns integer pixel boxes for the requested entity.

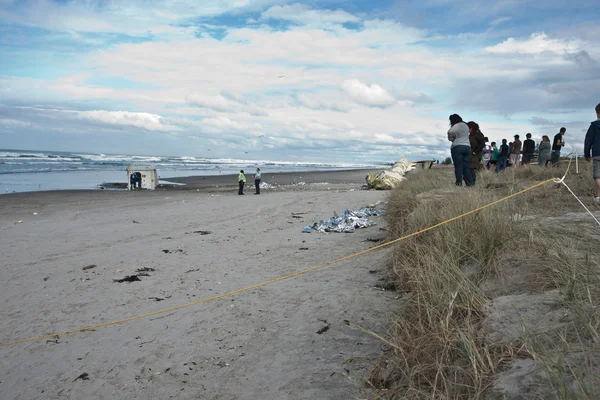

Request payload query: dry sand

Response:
[0,170,397,399]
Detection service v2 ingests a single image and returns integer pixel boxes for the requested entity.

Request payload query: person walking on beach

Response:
[238,170,246,195]
[584,103,600,203]
[447,114,473,186]
[496,139,509,173]
[510,135,522,167]
[551,127,566,166]
[466,121,485,185]
[521,133,535,166]
[538,136,552,167]
[254,168,261,195]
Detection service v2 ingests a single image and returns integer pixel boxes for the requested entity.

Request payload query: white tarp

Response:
[366,158,416,190]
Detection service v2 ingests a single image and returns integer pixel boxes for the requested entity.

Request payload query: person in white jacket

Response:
[447,114,474,186]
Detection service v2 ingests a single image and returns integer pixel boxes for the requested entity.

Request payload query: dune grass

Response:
[374,162,600,399]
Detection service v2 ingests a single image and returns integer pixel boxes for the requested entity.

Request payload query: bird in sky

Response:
[244,151,248,154]
[278,75,284,78]
[258,135,264,138]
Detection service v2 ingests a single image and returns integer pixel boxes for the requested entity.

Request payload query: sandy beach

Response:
[0,169,397,399]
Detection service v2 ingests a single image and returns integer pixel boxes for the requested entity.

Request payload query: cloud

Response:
[201,116,262,133]
[393,91,435,105]
[77,110,180,131]
[262,3,359,26]
[341,79,396,108]
[2,1,599,162]
[186,94,231,111]
[0,0,284,36]
[293,94,348,112]
[489,16,511,28]
[531,116,555,126]
[486,32,581,54]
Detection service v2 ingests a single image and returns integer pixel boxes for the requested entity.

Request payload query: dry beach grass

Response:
[376,162,600,399]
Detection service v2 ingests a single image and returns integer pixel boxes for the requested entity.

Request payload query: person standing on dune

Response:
[521,133,535,167]
[466,121,485,185]
[551,127,566,167]
[447,114,473,186]
[510,135,522,167]
[584,103,600,203]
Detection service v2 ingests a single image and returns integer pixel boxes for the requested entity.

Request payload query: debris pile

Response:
[259,182,276,189]
[306,206,384,233]
[366,158,416,190]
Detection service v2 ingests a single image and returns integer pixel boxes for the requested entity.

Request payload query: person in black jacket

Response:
[584,103,600,202]
[551,127,566,166]
[466,121,485,185]
[496,139,509,173]
[521,133,536,166]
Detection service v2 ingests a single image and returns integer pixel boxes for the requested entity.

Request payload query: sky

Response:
[0,0,599,163]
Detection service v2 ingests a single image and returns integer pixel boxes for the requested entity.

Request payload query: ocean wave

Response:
[0,149,383,178]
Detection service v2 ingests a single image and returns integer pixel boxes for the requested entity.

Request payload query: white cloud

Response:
[201,116,262,132]
[294,94,348,112]
[0,118,34,128]
[262,3,359,26]
[0,0,284,35]
[77,110,180,132]
[186,94,231,111]
[489,16,511,28]
[486,32,581,54]
[341,79,396,108]
[3,1,597,162]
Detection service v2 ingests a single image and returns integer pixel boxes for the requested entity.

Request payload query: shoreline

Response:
[0,168,384,198]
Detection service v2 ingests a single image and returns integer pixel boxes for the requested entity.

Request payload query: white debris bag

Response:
[366,158,416,190]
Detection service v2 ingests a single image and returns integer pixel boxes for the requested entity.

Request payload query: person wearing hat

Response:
[510,134,522,168]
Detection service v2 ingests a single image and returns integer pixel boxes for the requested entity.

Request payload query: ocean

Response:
[0,149,383,194]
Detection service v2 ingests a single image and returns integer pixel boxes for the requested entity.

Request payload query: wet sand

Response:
[0,169,398,399]
[164,169,379,190]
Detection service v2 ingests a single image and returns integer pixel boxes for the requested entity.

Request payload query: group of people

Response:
[238,168,261,195]
[484,129,566,172]
[447,103,600,203]
[447,114,568,187]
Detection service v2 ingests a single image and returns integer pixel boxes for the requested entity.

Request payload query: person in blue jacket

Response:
[584,103,600,203]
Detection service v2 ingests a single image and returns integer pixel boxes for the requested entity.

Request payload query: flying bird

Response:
[278,75,284,78]
[244,151,248,154]
[258,135,264,138]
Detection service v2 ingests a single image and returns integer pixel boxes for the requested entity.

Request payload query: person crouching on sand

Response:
[238,170,246,195]
[254,168,261,195]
